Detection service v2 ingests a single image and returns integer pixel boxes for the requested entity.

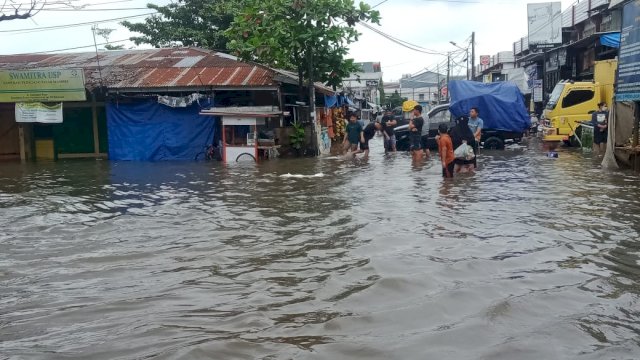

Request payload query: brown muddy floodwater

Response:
[1,137,640,360]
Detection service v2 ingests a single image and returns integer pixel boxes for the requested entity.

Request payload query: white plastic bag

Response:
[454,141,475,160]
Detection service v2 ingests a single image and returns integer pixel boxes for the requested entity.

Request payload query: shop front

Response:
[0,68,107,161]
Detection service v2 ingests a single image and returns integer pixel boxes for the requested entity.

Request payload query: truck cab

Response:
[543,81,601,143]
[542,59,616,144]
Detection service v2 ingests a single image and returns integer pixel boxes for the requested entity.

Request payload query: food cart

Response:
[200,107,282,163]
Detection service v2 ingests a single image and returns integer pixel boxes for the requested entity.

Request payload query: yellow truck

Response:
[543,59,617,144]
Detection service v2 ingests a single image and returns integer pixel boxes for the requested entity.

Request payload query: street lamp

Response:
[450,41,470,80]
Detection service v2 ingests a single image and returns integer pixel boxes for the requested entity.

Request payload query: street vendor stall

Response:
[200,107,282,163]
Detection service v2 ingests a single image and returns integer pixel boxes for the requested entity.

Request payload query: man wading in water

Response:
[409,105,425,162]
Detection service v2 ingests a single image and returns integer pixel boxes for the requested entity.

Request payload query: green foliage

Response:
[104,44,125,50]
[378,78,385,105]
[386,90,407,109]
[226,0,380,88]
[121,0,237,50]
[289,121,306,150]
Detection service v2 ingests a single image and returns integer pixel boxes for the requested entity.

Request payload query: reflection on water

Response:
[1,137,640,359]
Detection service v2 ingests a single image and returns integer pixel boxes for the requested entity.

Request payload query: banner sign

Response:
[616,1,640,101]
[533,80,544,102]
[525,64,538,89]
[0,69,86,103]
[15,102,63,123]
[527,2,562,51]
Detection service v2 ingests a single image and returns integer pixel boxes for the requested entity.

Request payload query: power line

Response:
[37,7,149,11]
[8,0,132,6]
[9,38,131,54]
[422,0,516,4]
[359,22,449,55]
[0,12,157,34]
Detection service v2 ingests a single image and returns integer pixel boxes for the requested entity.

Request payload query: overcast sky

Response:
[1,0,576,81]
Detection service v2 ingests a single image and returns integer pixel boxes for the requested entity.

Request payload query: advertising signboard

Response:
[0,69,86,103]
[533,80,543,102]
[15,102,63,123]
[616,1,640,102]
[527,2,562,51]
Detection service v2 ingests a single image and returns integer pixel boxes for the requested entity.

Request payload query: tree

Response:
[387,90,407,109]
[378,79,385,106]
[226,0,380,95]
[93,26,125,51]
[121,0,237,50]
[0,0,43,21]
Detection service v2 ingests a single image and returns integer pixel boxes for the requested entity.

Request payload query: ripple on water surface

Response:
[1,139,640,359]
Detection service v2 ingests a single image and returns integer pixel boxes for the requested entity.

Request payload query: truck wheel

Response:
[483,137,505,150]
[569,136,581,147]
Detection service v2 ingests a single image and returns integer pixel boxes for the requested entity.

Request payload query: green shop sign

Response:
[0,69,86,102]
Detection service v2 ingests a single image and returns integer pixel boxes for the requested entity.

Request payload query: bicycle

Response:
[194,144,218,161]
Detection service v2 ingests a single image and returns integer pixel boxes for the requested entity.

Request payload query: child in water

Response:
[437,123,455,178]
[544,141,559,158]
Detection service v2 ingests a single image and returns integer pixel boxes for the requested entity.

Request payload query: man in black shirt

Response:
[381,109,397,153]
[591,102,609,156]
[360,121,383,158]
[409,105,425,161]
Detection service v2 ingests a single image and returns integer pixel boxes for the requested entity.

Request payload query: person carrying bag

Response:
[450,116,477,173]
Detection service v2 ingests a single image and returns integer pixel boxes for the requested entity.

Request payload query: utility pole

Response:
[471,31,476,81]
[466,48,470,80]
[91,25,103,85]
[307,49,317,155]
[446,53,451,102]
[437,64,441,103]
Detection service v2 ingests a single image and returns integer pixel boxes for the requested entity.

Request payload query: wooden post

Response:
[92,93,100,155]
[277,88,284,127]
[634,101,640,148]
[254,124,258,163]
[221,122,226,163]
[18,124,25,162]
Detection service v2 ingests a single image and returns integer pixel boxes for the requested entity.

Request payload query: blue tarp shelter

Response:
[106,100,215,161]
[449,80,530,133]
[324,95,338,108]
[600,32,621,48]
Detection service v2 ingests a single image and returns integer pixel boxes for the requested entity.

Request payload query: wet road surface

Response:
[1,137,640,359]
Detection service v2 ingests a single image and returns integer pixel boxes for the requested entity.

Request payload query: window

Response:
[562,89,595,108]
[429,109,452,124]
[419,93,425,101]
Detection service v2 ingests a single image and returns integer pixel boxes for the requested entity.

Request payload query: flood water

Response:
[1,137,640,360]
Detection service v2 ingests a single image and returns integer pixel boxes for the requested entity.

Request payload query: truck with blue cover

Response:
[395,80,531,151]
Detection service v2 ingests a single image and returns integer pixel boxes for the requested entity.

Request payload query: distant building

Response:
[474,51,527,94]
[342,62,383,109]
[390,71,465,107]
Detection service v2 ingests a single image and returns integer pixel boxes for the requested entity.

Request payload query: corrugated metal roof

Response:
[0,47,279,90]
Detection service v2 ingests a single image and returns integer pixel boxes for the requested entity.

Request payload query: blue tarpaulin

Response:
[601,33,621,48]
[449,81,530,133]
[106,100,215,161]
[324,95,338,108]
